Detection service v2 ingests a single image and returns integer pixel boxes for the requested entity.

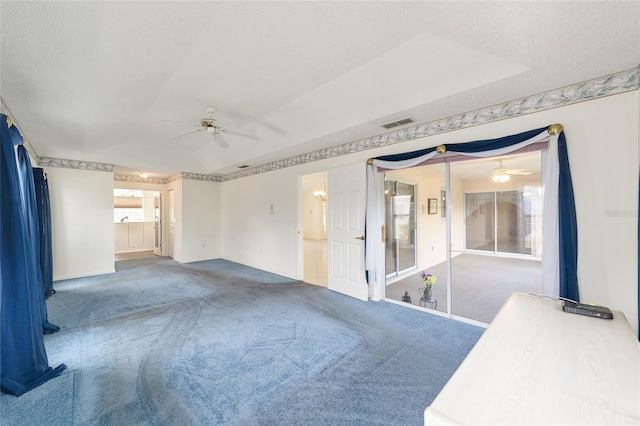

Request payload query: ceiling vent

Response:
[381,118,414,129]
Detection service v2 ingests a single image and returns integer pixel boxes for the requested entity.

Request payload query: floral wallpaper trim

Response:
[38,157,115,172]
[114,172,222,184]
[221,67,639,182]
[181,172,222,182]
[114,175,167,185]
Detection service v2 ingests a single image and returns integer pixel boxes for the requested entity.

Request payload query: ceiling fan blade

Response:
[226,129,260,141]
[162,119,198,127]
[216,115,235,127]
[506,170,532,175]
[169,128,200,140]
[215,133,229,148]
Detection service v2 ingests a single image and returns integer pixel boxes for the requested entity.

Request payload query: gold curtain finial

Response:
[548,124,563,135]
[367,158,374,165]
[436,144,447,154]
[6,115,12,128]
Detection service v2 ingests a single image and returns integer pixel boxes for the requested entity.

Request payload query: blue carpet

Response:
[1,258,483,425]
[0,369,75,425]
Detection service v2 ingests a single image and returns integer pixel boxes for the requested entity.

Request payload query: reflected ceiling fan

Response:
[167,106,259,148]
[490,159,531,183]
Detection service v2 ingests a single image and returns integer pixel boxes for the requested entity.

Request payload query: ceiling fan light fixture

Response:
[168,106,248,148]
[492,174,511,183]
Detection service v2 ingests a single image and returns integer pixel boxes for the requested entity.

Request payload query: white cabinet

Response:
[114,222,155,253]
[424,293,640,425]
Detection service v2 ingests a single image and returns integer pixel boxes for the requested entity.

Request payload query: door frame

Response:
[113,183,168,257]
[153,191,163,256]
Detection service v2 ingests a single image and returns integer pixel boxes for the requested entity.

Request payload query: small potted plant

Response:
[420,271,436,300]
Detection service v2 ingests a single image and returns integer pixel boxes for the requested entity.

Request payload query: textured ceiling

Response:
[1,1,639,179]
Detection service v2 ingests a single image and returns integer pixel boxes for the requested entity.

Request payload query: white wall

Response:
[47,167,115,280]
[564,92,638,335]
[179,179,221,263]
[222,168,300,277]
[221,91,639,335]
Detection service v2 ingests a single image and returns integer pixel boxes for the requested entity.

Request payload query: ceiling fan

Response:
[490,159,531,183]
[167,106,259,148]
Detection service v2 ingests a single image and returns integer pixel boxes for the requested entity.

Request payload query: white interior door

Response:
[327,162,368,301]
[153,192,162,256]
[168,189,175,258]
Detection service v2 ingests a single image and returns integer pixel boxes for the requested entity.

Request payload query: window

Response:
[114,189,143,223]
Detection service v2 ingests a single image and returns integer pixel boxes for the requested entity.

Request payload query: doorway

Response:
[301,172,328,287]
[113,188,162,260]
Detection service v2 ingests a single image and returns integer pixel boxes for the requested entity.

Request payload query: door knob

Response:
[355,235,365,240]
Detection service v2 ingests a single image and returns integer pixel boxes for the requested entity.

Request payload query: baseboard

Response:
[220,256,295,280]
[53,268,115,282]
[173,256,221,264]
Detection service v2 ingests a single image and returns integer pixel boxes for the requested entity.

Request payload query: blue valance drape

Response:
[365,125,579,302]
[0,114,66,396]
[374,127,548,162]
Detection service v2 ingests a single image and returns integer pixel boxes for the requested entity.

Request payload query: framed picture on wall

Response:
[428,198,437,214]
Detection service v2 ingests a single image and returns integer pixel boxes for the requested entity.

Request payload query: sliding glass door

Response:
[451,154,543,323]
[464,189,541,256]
[384,151,543,324]
[385,179,417,279]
